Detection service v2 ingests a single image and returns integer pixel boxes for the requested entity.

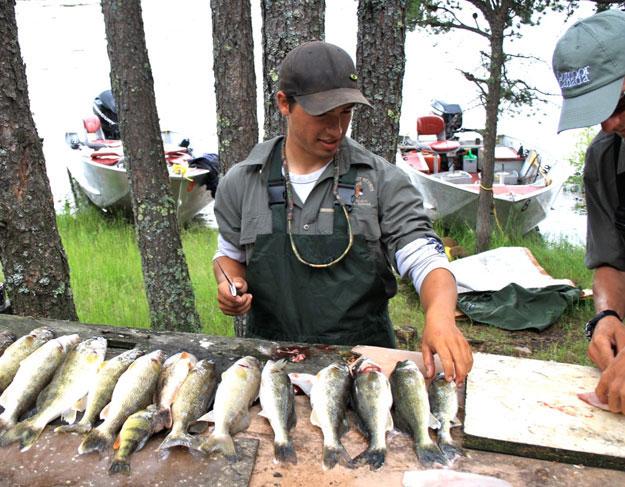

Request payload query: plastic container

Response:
[462,150,478,173]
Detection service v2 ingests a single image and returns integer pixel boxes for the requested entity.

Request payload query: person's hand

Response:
[421,319,473,386]
[216,277,252,316]
[588,316,625,370]
[595,348,625,414]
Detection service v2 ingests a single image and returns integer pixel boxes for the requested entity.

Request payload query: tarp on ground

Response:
[450,247,581,331]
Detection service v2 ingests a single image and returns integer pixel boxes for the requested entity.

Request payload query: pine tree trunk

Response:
[261,0,325,139]
[0,1,77,321]
[101,0,200,332]
[352,0,407,164]
[211,0,258,174]
[476,19,505,253]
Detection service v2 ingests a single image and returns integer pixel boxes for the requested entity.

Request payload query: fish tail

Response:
[0,419,43,451]
[351,446,386,471]
[415,442,448,467]
[274,439,297,464]
[322,442,353,470]
[108,459,131,476]
[78,428,112,455]
[200,432,237,462]
[438,440,464,461]
[158,431,200,452]
[55,423,92,435]
[0,416,15,436]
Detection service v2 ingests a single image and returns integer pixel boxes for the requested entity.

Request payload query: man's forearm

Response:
[593,266,625,317]
[213,256,247,285]
[419,268,457,321]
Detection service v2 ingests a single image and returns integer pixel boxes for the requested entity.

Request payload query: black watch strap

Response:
[585,309,622,341]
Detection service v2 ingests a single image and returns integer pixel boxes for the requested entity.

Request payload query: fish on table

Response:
[55,348,145,435]
[259,359,297,464]
[350,357,394,471]
[428,373,464,461]
[158,359,217,454]
[78,349,165,455]
[309,361,353,470]
[389,360,447,467]
[0,327,55,393]
[197,356,261,462]
[0,337,107,451]
[0,334,80,436]
[154,351,197,431]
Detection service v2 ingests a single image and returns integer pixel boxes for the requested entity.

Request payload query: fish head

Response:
[350,357,382,377]
[394,359,419,371]
[57,334,82,351]
[238,356,261,371]
[146,349,167,366]
[31,326,55,342]
[194,359,215,373]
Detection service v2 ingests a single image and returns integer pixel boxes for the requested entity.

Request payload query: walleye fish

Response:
[109,404,169,475]
[0,334,80,435]
[197,356,261,462]
[0,337,107,451]
[309,361,353,470]
[154,351,197,431]
[55,348,145,435]
[259,359,297,464]
[158,359,217,454]
[0,327,54,392]
[78,349,165,455]
[389,360,447,467]
[0,330,16,357]
[428,373,464,461]
[350,357,394,470]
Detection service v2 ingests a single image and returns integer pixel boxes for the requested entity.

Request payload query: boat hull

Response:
[67,149,213,224]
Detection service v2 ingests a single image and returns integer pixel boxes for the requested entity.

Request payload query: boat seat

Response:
[416,115,460,154]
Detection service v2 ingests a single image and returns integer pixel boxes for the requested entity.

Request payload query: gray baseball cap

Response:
[279,41,371,116]
[552,10,625,133]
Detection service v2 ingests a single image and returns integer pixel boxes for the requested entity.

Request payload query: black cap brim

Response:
[295,88,372,116]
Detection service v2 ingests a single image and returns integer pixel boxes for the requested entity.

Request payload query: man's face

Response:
[601,81,625,138]
[278,92,353,163]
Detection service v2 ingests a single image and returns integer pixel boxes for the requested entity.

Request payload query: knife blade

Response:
[215,260,238,297]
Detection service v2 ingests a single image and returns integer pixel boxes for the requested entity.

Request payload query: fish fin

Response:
[200,432,237,462]
[415,442,448,467]
[274,439,297,464]
[439,440,465,461]
[188,420,209,434]
[309,409,321,428]
[322,443,353,470]
[350,447,386,471]
[451,416,462,427]
[179,351,192,360]
[196,410,214,423]
[99,403,111,420]
[62,408,78,425]
[287,399,297,431]
[55,423,92,435]
[391,410,412,435]
[0,416,15,435]
[73,395,88,413]
[288,372,315,396]
[429,413,441,430]
[13,420,45,452]
[230,412,251,435]
[159,432,201,452]
[78,428,112,455]
[108,459,131,476]
[113,434,121,450]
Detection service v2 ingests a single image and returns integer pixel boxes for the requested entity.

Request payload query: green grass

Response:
[2,208,592,364]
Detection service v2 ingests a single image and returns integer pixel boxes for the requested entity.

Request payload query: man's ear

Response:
[276,91,290,116]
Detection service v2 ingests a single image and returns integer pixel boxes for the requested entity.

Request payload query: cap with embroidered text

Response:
[552,10,625,133]
[279,41,371,116]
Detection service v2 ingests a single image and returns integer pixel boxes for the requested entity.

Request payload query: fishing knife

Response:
[216,260,238,297]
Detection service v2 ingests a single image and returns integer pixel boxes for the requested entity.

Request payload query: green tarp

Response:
[456,283,581,331]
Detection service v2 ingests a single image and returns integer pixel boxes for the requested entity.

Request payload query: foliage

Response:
[566,127,598,187]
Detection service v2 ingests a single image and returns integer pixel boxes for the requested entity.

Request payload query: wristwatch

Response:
[584,309,622,340]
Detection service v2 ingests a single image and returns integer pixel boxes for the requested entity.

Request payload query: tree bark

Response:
[101,0,200,332]
[0,0,77,321]
[211,0,258,174]
[261,0,325,139]
[475,12,505,253]
[352,0,407,164]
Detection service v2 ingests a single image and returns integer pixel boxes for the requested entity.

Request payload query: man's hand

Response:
[216,277,252,316]
[588,316,625,370]
[595,348,625,414]
[421,319,473,386]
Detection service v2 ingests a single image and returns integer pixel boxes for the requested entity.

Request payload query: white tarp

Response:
[450,246,575,294]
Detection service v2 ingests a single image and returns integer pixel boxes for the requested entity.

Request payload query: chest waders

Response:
[245,141,397,347]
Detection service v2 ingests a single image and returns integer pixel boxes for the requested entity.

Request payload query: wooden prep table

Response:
[1,314,624,486]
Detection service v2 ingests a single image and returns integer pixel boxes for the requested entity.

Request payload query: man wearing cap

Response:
[553,10,625,413]
[213,41,473,384]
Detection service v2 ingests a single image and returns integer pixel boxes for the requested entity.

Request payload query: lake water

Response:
[15,0,591,245]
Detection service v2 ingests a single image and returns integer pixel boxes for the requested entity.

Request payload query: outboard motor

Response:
[431,100,463,140]
[93,90,120,139]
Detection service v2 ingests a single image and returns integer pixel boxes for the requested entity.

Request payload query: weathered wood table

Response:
[1,314,625,486]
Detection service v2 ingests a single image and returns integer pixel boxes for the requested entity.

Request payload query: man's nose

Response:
[326,115,343,134]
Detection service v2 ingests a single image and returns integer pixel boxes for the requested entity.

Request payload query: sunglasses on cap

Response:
[610,92,625,118]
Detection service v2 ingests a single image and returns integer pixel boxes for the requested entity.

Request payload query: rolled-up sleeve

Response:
[214,168,244,248]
